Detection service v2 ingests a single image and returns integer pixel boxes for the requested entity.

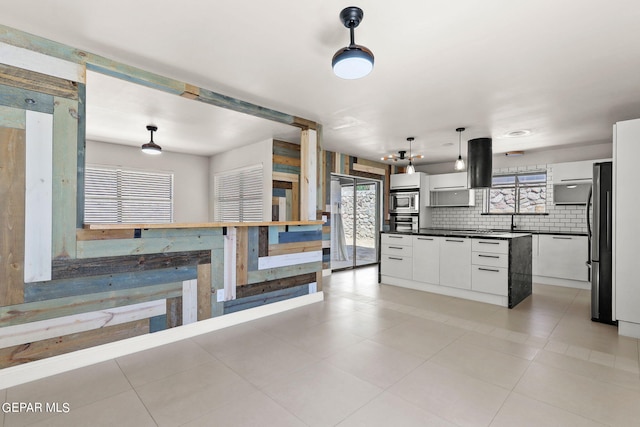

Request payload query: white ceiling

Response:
[3,1,640,164]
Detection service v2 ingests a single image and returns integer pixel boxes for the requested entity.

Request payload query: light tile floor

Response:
[2,266,640,426]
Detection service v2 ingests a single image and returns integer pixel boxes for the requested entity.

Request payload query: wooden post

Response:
[300,129,317,221]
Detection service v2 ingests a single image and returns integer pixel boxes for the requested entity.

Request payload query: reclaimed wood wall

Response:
[272,140,300,221]
[0,26,324,368]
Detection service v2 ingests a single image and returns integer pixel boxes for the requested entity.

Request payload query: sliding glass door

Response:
[330,174,381,270]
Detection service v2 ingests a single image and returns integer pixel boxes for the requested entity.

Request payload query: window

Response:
[84,166,174,223]
[213,164,264,222]
[485,172,547,214]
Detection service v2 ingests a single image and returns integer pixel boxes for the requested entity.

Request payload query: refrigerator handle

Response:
[592,165,601,261]
[606,190,611,250]
[585,185,592,267]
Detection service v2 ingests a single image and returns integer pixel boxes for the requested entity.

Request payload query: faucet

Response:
[510,214,516,231]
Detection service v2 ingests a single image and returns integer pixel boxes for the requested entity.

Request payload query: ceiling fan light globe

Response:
[332,46,374,79]
[141,142,162,154]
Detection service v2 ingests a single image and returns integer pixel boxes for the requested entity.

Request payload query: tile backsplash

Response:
[430,164,589,234]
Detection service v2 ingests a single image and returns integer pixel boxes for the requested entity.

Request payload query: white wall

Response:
[86,140,210,223]
[417,142,612,175]
[209,138,273,221]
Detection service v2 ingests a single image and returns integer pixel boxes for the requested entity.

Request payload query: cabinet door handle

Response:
[478,267,500,273]
[560,178,591,182]
[388,236,403,239]
[388,246,404,250]
[477,241,500,245]
[478,254,500,259]
[552,236,572,240]
[445,239,465,243]
[417,237,434,241]
[388,257,403,261]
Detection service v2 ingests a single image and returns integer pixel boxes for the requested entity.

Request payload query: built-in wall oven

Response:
[390,190,420,215]
[390,215,418,232]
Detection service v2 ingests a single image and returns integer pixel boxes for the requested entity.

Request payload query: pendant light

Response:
[454,127,466,171]
[332,7,374,79]
[141,125,162,155]
[467,137,493,188]
[405,137,415,174]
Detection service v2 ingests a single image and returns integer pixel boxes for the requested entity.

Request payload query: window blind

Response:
[84,166,174,223]
[213,164,264,222]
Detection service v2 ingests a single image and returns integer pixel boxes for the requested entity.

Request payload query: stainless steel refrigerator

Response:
[587,161,615,324]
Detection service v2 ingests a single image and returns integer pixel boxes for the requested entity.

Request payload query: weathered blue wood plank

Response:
[272,146,301,159]
[51,96,78,259]
[273,188,286,198]
[273,164,301,175]
[0,83,54,113]
[24,266,197,302]
[85,63,184,95]
[0,24,86,64]
[197,87,295,126]
[269,226,285,245]
[149,315,167,333]
[76,235,224,258]
[0,105,25,128]
[247,227,259,272]
[287,225,322,232]
[278,230,322,244]
[223,284,308,314]
[75,82,86,229]
[210,248,224,318]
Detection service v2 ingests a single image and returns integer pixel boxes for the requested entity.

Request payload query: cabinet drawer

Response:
[472,252,508,268]
[472,239,508,254]
[382,244,413,257]
[381,254,413,280]
[472,266,508,296]
[382,233,412,247]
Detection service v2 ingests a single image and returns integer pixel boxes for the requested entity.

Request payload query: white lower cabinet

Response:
[412,236,440,284]
[537,234,588,281]
[472,238,509,296]
[381,254,412,280]
[381,234,413,281]
[439,238,471,289]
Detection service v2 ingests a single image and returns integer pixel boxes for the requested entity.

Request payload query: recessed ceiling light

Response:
[504,129,532,138]
[442,142,454,147]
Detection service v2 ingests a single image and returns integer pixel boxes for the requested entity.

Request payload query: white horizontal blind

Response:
[84,166,173,223]
[214,164,263,222]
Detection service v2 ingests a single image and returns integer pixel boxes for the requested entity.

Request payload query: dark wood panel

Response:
[236,272,316,299]
[224,284,309,314]
[0,127,26,307]
[273,180,293,190]
[258,227,269,257]
[51,250,211,280]
[0,319,148,368]
[166,297,183,328]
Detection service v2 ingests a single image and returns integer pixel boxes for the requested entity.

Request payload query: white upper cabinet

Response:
[390,172,421,190]
[429,172,468,191]
[551,160,600,184]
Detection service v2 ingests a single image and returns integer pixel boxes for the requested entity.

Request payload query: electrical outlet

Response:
[216,289,224,302]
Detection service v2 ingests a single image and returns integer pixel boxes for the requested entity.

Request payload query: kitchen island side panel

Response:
[508,235,532,308]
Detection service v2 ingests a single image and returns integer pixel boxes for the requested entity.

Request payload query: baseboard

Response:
[618,320,640,339]
[0,291,324,390]
[533,275,590,289]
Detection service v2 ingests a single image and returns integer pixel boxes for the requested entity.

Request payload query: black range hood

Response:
[467,137,493,188]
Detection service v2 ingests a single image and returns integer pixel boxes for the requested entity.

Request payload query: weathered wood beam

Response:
[235,272,316,299]
[0,63,78,99]
[51,250,211,280]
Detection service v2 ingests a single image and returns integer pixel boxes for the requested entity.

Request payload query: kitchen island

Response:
[380,229,532,308]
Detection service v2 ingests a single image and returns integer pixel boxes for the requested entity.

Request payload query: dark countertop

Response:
[383,229,531,240]
[383,228,587,238]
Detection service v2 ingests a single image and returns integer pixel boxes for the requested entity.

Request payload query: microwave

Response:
[390,190,420,214]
